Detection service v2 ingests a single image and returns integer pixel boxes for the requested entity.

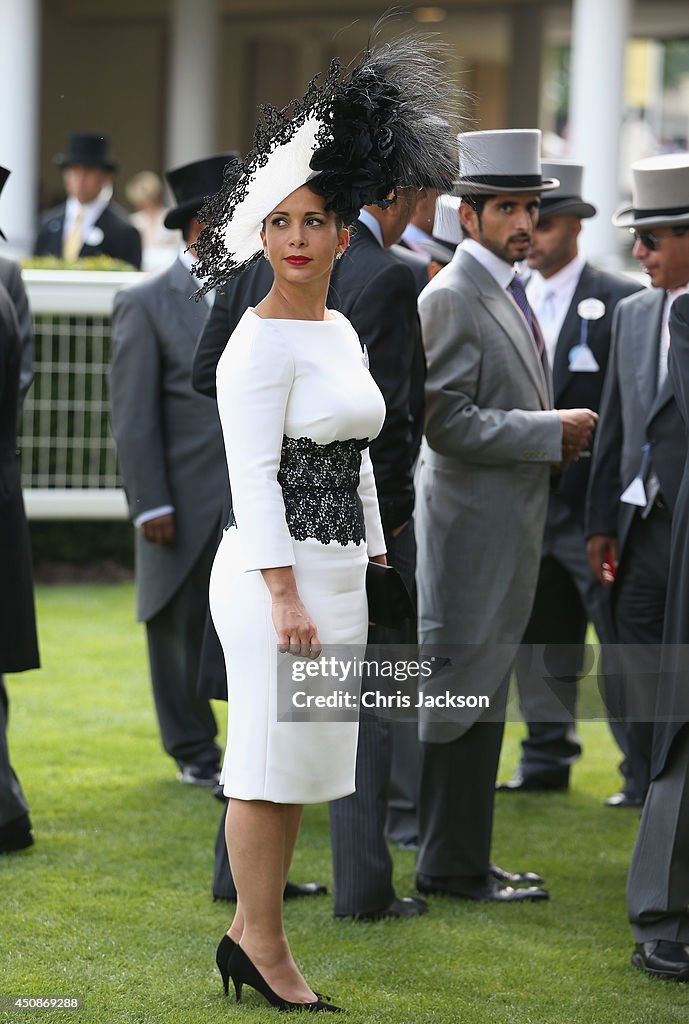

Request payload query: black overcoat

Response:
[0,282,39,673]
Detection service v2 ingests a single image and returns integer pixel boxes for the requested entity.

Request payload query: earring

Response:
[263,250,269,261]
[335,251,343,260]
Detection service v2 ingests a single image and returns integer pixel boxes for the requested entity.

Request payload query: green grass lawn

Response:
[2,583,687,1023]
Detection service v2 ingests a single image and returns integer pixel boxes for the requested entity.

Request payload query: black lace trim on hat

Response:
[194,62,342,294]
[279,435,369,546]
[194,24,465,294]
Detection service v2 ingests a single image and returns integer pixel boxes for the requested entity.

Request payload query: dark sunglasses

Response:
[630,227,688,250]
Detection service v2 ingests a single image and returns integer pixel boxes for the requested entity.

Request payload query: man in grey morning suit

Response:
[626,292,689,981]
[498,160,642,799]
[583,155,689,980]
[110,155,236,785]
[414,130,596,902]
[587,154,689,810]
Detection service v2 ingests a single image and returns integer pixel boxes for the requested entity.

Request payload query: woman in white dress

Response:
[211,181,386,1012]
[194,31,460,1013]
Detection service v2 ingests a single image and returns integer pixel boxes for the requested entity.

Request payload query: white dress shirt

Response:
[461,238,515,290]
[461,238,534,332]
[357,208,384,247]
[659,284,689,389]
[63,191,110,248]
[401,223,433,252]
[526,254,586,365]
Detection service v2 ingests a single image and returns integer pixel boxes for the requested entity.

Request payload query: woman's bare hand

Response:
[261,567,321,657]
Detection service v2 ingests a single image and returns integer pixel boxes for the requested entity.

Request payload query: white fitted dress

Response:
[209,308,386,803]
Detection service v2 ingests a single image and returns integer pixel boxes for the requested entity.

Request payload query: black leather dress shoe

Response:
[416,872,549,902]
[0,813,33,854]
[604,791,644,808]
[176,763,221,787]
[213,879,328,903]
[337,896,428,921]
[632,940,689,980]
[393,836,419,852]
[496,770,569,792]
[490,863,545,885]
[283,880,327,899]
[212,782,227,803]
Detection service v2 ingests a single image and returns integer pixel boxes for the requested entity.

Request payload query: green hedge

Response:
[29,520,134,570]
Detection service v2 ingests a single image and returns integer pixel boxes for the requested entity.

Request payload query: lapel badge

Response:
[569,297,605,372]
[577,297,605,321]
[85,226,104,246]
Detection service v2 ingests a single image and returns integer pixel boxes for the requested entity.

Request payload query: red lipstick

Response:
[285,255,312,265]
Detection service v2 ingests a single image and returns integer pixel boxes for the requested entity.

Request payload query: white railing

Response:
[20,270,144,520]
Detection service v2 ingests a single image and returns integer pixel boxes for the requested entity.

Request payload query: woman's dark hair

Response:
[305,179,347,229]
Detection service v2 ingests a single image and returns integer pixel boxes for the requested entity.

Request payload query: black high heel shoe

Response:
[215,934,237,996]
[228,944,343,1013]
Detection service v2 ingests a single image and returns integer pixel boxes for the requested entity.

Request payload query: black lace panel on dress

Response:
[278,435,369,546]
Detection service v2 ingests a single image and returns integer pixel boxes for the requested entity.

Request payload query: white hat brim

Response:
[223,116,322,266]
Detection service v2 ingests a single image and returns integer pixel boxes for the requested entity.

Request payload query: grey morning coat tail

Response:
[415,248,562,742]
[109,258,227,623]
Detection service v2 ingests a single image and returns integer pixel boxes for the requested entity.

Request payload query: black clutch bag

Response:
[366,561,415,628]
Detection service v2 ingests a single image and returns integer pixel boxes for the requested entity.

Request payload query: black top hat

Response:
[164,153,240,230]
[54,133,118,171]
[0,165,9,241]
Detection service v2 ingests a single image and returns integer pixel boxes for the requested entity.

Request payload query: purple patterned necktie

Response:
[508,272,544,356]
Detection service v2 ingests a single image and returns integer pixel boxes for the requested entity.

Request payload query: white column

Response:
[0,0,40,257]
[569,0,631,266]
[166,0,220,170]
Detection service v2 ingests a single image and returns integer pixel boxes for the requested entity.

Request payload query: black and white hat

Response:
[195,31,465,291]
[613,153,689,229]
[454,129,559,196]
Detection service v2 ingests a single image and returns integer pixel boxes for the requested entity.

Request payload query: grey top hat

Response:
[417,237,456,266]
[613,153,689,229]
[455,129,559,195]
[538,160,596,219]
